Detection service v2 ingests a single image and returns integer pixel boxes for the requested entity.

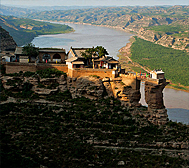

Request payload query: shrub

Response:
[0,64,6,74]
[36,68,66,78]
[23,71,35,77]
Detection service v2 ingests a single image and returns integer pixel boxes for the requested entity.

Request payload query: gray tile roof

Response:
[15,47,23,55]
[66,57,78,62]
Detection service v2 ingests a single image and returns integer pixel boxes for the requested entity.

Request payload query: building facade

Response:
[38,49,67,63]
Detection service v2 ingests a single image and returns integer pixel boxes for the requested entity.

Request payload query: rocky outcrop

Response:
[124,16,177,33]
[102,77,114,97]
[1,74,169,125]
[156,35,189,51]
[0,26,17,51]
[67,76,104,99]
[137,28,189,52]
[145,80,168,110]
[144,80,169,125]
[138,27,162,42]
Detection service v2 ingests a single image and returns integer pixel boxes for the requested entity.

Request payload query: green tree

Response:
[81,46,108,66]
[81,48,96,60]
[95,46,108,57]
[81,48,96,66]
[22,43,39,62]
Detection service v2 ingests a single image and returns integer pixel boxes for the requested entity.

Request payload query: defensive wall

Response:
[5,62,117,78]
[5,62,159,88]
[120,74,140,90]
[68,68,118,78]
[37,64,68,73]
[5,62,68,74]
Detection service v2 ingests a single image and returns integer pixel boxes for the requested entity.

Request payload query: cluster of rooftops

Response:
[1,46,164,79]
[1,46,120,70]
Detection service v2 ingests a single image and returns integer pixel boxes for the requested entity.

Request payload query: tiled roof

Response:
[0,52,15,57]
[66,57,78,62]
[15,47,23,55]
[71,48,91,58]
[70,48,98,58]
[94,56,118,63]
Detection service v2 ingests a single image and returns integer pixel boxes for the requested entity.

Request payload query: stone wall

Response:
[6,63,37,74]
[37,64,68,73]
[5,62,68,74]
[121,74,140,90]
[68,68,117,78]
[110,78,141,107]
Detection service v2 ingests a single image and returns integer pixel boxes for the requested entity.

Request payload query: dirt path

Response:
[94,145,189,160]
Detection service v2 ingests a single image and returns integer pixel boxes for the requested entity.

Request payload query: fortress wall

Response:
[37,64,68,73]
[68,68,115,78]
[5,63,37,74]
[5,63,68,74]
[121,74,140,90]
[53,65,68,73]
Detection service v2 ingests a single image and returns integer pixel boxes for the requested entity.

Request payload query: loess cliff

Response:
[0,69,169,125]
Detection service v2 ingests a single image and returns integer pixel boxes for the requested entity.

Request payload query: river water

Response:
[32,22,131,60]
[32,22,189,124]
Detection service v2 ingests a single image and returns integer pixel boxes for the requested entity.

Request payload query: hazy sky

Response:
[1,0,189,7]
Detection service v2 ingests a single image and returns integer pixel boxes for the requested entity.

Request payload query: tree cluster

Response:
[22,43,39,60]
[81,46,108,59]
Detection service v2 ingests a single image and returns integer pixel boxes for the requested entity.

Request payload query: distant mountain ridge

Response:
[0,5,38,17]
[22,5,189,51]
[0,5,100,17]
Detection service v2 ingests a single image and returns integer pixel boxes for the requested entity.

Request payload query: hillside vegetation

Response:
[130,37,189,86]
[0,15,74,46]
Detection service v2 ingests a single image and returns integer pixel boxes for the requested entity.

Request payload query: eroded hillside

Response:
[23,5,189,51]
[1,68,189,167]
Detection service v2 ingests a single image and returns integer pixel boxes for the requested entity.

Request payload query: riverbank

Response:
[34,19,134,34]
[117,36,189,93]
[165,84,189,93]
